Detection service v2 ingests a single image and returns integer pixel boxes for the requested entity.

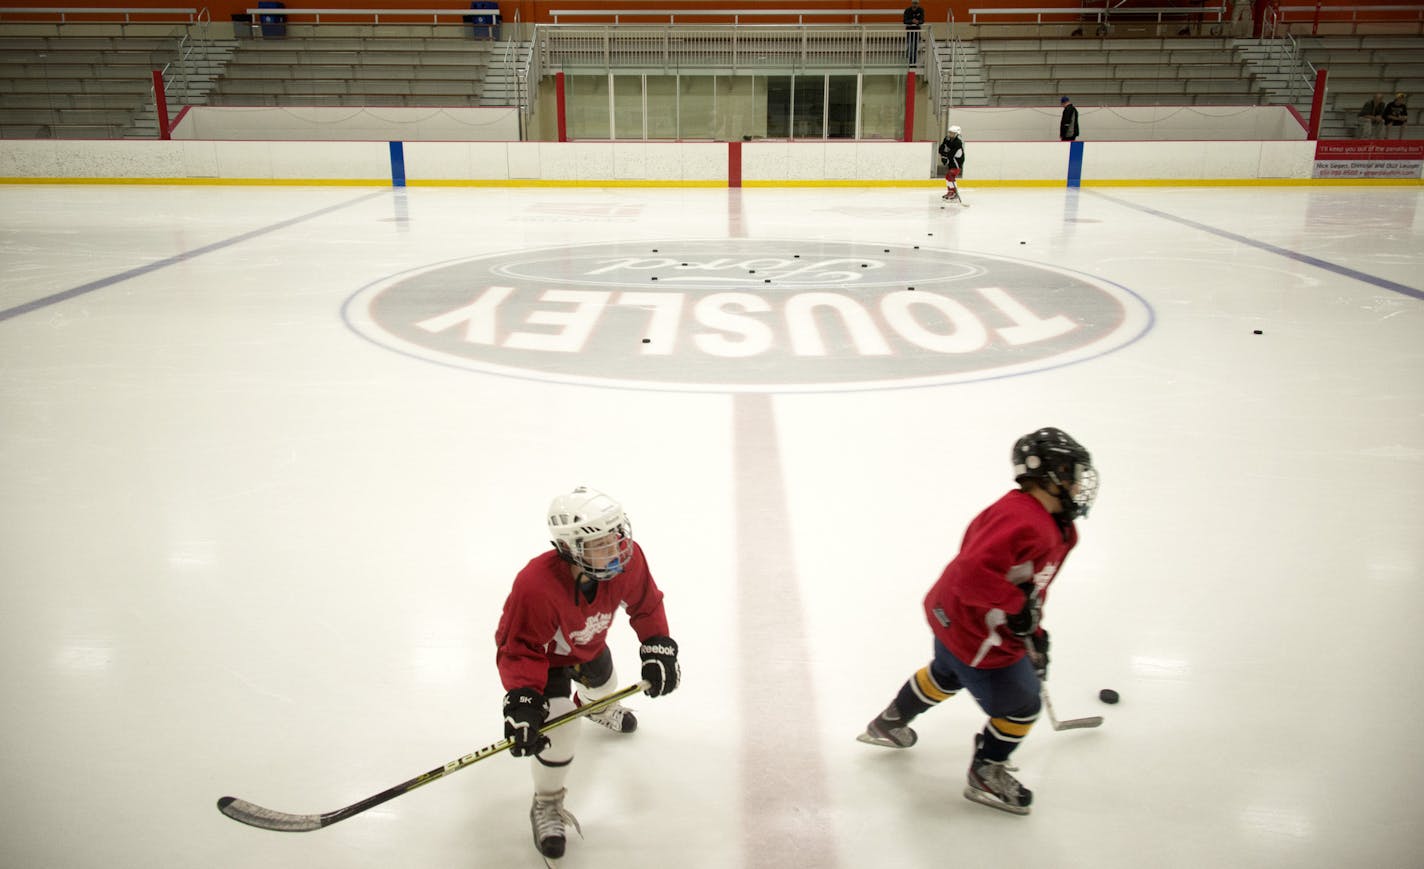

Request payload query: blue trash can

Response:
[465,1,500,40]
[257,1,286,38]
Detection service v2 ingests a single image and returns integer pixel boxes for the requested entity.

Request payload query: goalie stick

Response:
[1041,684,1103,731]
[217,680,651,832]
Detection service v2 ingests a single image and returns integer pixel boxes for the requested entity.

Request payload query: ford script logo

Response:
[344,240,1152,392]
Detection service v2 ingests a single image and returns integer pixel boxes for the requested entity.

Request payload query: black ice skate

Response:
[856,704,918,748]
[530,788,582,863]
[963,736,1032,815]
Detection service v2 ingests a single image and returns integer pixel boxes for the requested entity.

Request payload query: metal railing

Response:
[1261,6,1320,108]
[1275,3,1424,35]
[968,4,1227,35]
[238,7,501,25]
[547,7,904,25]
[0,6,200,23]
[538,24,913,72]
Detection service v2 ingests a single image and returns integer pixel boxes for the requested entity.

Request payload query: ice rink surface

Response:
[1,183,1422,869]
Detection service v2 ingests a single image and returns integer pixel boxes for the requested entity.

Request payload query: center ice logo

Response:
[343,240,1152,392]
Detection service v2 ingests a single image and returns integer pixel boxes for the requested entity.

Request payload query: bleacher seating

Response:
[206,33,495,108]
[0,32,181,137]
[976,37,1265,107]
[2,6,1419,139]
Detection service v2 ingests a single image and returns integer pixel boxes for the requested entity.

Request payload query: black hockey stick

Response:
[1041,684,1103,731]
[217,680,651,832]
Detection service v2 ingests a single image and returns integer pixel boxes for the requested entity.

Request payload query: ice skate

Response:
[530,788,582,862]
[856,704,917,748]
[963,737,1032,815]
[577,694,638,733]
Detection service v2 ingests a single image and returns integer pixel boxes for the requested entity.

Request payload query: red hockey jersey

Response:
[495,543,670,692]
[923,489,1077,670]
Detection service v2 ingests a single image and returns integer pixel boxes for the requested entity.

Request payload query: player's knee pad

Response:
[537,696,580,765]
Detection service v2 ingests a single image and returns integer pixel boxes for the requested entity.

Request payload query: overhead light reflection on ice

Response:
[1128,655,1191,679]
[54,645,115,674]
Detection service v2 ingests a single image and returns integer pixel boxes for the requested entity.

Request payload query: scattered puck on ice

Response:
[1253,329,1263,335]
[651,276,658,281]
[641,339,651,344]
[1020,241,1026,245]
[1099,689,1120,705]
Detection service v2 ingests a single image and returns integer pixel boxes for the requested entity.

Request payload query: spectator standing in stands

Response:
[1059,96,1080,142]
[904,0,926,67]
[1384,93,1409,139]
[1358,93,1387,138]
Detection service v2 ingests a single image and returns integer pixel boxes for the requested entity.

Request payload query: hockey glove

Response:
[503,687,550,757]
[639,636,681,698]
[1005,585,1042,637]
[1025,629,1050,681]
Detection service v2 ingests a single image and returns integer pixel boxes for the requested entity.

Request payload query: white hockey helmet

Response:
[547,486,634,580]
[948,124,962,136]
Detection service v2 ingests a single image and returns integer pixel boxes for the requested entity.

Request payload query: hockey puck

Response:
[1253,330,1263,335]
[641,338,651,344]
[1098,689,1120,704]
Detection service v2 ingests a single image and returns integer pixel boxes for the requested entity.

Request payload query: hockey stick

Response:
[1041,684,1103,731]
[217,680,651,832]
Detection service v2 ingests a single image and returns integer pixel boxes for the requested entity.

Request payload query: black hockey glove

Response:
[1005,585,1041,637]
[503,687,550,757]
[639,636,681,698]
[1025,629,1050,681]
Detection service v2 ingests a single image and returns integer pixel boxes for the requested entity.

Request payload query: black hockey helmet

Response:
[1012,427,1098,519]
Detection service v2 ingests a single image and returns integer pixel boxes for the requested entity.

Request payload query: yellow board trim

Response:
[2,177,1421,188]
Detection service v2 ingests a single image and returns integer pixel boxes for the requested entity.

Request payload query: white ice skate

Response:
[577,694,638,733]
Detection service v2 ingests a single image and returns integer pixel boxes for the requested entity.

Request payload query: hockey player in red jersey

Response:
[496,486,680,863]
[857,428,1098,815]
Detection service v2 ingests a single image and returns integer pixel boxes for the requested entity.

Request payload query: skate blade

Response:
[855,729,915,749]
[962,786,1031,815]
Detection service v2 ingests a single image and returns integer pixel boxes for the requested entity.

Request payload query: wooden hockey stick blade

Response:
[218,680,651,832]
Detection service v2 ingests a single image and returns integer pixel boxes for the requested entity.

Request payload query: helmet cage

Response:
[547,488,635,581]
[1013,428,1098,519]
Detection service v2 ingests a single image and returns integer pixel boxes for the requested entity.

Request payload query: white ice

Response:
[1,183,1422,869]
